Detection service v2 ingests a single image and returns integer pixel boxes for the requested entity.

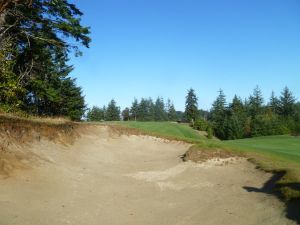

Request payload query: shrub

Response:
[193,118,209,131]
[207,126,213,139]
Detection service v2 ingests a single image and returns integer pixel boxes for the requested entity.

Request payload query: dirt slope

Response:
[0,126,296,225]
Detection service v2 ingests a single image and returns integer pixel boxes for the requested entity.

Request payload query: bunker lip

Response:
[0,123,296,225]
[181,147,243,163]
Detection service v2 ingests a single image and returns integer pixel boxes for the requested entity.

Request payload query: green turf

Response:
[225,135,300,163]
[115,121,206,142]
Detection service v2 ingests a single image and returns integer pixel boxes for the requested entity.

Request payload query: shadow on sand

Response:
[243,171,300,224]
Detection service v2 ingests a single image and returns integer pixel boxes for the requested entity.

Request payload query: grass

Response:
[0,112,70,125]
[113,121,207,142]
[225,135,300,163]
[0,113,77,145]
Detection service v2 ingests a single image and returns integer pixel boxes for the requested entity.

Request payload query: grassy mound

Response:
[114,121,206,142]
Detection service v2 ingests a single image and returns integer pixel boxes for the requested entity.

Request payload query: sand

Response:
[0,126,296,225]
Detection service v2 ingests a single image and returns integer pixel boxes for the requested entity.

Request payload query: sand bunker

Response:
[0,126,296,225]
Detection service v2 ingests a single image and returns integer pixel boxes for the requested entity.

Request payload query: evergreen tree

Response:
[185,88,198,124]
[224,114,244,140]
[167,99,177,121]
[166,99,171,116]
[248,86,264,117]
[0,0,90,119]
[137,98,149,121]
[278,87,296,118]
[147,98,155,121]
[87,106,105,122]
[251,111,286,137]
[269,91,280,114]
[211,89,227,139]
[211,89,226,120]
[198,109,210,120]
[122,107,130,121]
[58,78,85,121]
[130,98,139,121]
[294,103,300,134]
[230,95,244,114]
[154,97,167,121]
[102,106,107,119]
[105,99,120,121]
[227,95,246,139]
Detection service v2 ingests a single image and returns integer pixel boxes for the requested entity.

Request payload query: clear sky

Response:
[70,0,300,111]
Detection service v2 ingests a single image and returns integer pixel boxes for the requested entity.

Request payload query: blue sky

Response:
[70,0,300,111]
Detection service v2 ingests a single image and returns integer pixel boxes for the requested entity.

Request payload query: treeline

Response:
[0,0,90,120]
[175,87,300,140]
[88,87,300,140]
[86,97,178,122]
[208,86,300,140]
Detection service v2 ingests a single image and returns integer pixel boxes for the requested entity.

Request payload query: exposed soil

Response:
[0,125,296,225]
[0,115,79,178]
[182,146,241,163]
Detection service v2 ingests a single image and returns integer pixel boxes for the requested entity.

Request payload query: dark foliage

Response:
[185,88,199,123]
[0,0,90,120]
[209,87,299,140]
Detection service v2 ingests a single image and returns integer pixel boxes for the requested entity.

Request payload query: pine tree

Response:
[122,107,130,121]
[230,95,244,114]
[137,98,148,121]
[278,87,296,118]
[59,78,85,121]
[211,89,227,139]
[295,103,300,134]
[147,98,155,121]
[227,95,246,139]
[166,99,171,116]
[87,106,105,122]
[0,0,90,119]
[130,98,139,121]
[105,99,120,121]
[185,88,198,124]
[269,91,280,114]
[167,100,177,121]
[224,114,244,140]
[211,89,226,120]
[248,86,264,117]
[154,97,167,121]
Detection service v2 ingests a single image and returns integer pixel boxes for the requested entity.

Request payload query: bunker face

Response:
[0,127,295,225]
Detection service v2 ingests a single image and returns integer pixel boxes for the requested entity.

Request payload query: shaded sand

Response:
[0,126,296,225]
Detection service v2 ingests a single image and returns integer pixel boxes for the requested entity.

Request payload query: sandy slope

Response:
[0,126,296,225]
